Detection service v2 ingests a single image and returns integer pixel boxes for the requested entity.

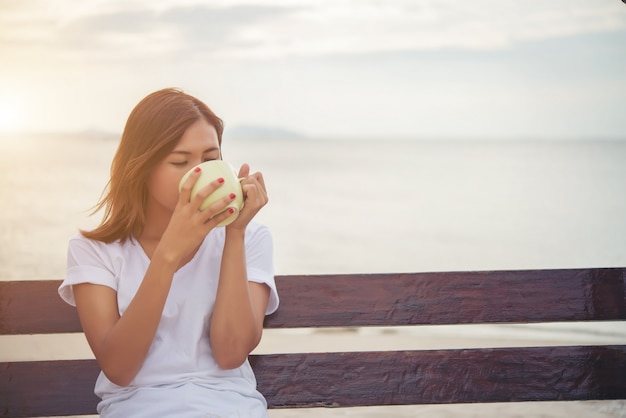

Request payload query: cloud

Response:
[1,0,625,64]
[223,0,626,58]
[0,0,624,137]
[0,2,299,65]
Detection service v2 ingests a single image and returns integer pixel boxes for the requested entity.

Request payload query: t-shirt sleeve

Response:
[245,223,279,315]
[58,234,120,307]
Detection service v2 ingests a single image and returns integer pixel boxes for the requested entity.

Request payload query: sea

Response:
[1,133,625,417]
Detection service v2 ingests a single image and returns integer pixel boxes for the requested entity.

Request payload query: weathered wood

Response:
[1,268,624,417]
[265,268,626,328]
[2,268,625,334]
[2,345,625,416]
[253,346,626,408]
[0,280,81,335]
[0,360,101,417]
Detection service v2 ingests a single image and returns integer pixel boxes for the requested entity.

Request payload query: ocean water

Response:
[1,134,625,417]
[1,133,625,279]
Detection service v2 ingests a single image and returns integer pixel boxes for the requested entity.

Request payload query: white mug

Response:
[178,160,244,227]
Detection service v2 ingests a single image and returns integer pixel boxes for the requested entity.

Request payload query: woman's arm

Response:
[210,166,271,369]
[73,173,234,386]
[73,253,179,386]
[210,228,271,369]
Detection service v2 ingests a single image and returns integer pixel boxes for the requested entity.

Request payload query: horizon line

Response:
[1,130,625,143]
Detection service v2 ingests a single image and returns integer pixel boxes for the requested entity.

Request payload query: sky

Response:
[1,0,625,139]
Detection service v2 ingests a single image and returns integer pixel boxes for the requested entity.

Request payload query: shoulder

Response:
[241,222,273,249]
[67,233,131,267]
[61,234,128,306]
[69,233,125,255]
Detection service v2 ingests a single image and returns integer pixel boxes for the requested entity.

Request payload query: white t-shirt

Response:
[58,222,279,418]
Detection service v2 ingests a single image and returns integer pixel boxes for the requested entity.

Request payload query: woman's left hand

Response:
[226,163,268,231]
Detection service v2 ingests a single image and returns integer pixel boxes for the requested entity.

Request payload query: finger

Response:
[204,206,238,229]
[241,182,268,207]
[238,163,250,179]
[190,177,226,210]
[251,171,266,192]
[199,190,238,220]
[178,166,203,204]
[247,174,268,201]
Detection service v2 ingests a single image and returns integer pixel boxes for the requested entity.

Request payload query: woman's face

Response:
[146,118,221,214]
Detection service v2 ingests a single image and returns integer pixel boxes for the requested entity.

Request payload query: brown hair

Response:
[82,88,224,243]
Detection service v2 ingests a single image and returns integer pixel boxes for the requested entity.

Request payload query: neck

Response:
[140,200,172,242]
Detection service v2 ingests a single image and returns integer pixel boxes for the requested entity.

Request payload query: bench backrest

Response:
[1,268,625,417]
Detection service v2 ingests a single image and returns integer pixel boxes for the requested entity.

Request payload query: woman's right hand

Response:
[157,168,236,263]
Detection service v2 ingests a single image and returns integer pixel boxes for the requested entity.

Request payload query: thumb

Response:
[238,163,250,179]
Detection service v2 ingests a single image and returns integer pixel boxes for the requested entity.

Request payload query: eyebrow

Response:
[170,147,220,155]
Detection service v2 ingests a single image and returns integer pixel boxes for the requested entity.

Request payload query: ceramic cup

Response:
[178,160,244,227]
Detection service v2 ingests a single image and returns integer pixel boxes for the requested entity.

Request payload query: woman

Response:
[58,88,279,417]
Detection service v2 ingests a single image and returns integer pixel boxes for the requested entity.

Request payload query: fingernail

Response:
[228,208,235,214]
[217,177,225,183]
[194,167,201,173]
[229,193,236,199]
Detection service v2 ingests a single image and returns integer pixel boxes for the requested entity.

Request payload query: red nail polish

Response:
[229,193,236,199]
[217,177,225,183]
[194,167,201,173]
[228,208,235,214]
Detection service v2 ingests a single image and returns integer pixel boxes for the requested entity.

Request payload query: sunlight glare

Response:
[0,97,24,133]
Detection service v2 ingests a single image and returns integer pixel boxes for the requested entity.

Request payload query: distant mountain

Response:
[226,124,306,140]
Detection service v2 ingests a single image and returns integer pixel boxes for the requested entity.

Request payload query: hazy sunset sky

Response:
[1,0,625,139]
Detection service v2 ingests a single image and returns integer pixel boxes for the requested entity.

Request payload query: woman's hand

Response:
[158,167,236,263]
[227,163,268,231]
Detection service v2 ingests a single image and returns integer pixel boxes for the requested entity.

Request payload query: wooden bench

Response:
[1,267,625,417]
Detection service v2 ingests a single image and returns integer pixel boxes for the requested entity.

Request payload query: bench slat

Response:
[265,268,626,328]
[2,268,625,335]
[2,345,625,417]
[255,346,626,408]
[1,359,101,417]
[0,280,81,335]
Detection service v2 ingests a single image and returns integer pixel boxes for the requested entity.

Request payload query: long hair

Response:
[82,88,224,243]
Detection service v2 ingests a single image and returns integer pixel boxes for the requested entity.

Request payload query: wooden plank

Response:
[265,268,626,328]
[0,280,81,335]
[0,359,100,417]
[2,346,624,416]
[2,268,625,335]
[251,345,626,408]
